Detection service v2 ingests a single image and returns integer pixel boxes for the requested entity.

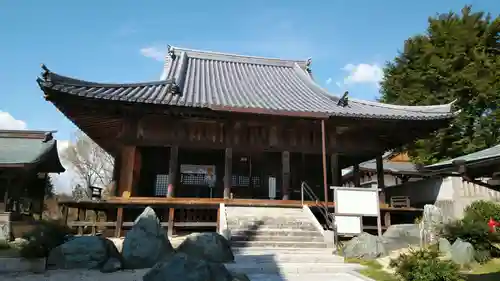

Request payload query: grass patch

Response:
[345,258,398,281]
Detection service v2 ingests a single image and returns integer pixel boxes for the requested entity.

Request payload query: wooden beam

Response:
[376,155,386,204]
[224,148,232,199]
[167,146,179,198]
[115,207,123,237]
[282,151,290,200]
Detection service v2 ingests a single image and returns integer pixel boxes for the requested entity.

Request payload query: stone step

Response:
[233,253,345,264]
[229,229,323,237]
[230,235,325,243]
[247,272,368,281]
[225,262,364,274]
[227,222,317,230]
[230,241,327,249]
[232,247,337,255]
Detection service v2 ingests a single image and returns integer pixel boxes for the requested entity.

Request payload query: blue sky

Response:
[0,0,498,192]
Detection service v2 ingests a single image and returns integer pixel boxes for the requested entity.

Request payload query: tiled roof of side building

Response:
[0,130,65,173]
[37,46,457,120]
[425,144,500,170]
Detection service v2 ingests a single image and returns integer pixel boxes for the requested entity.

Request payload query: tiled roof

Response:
[342,151,421,178]
[425,144,500,169]
[37,46,457,120]
[0,130,65,172]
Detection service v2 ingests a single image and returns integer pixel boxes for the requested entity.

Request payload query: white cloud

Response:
[325,78,332,85]
[140,46,165,62]
[342,63,383,87]
[50,140,80,195]
[0,111,27,130]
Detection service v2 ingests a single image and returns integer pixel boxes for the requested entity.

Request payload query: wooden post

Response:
[115,145,136,238]
[224,148,232,199]
[282,151,290,200]
[353,163,361,187]
[62,205,69,225]
[330,153,341,186]
[167,208,175,237]
[167,146,178,198]
[321,120,328,203]
[376,155,386,204]
[115,208,123,237]
[384,212,391,228]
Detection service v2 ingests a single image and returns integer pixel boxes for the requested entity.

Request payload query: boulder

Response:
[122,207,174,269]
[438,237,452,257]
[142,252,233,281]
[342,232,387,259]
[231,272,251,281]
[382,224,421,252]
[177,232,234,263]
[450,238,475,266]
[100,257,122,273]
[47,236,110,269]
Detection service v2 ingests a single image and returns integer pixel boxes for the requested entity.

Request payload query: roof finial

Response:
[305,58,312,74]
[42,132,53,143]
[41,64,50,81]
[337,91,349,107]
[167,45,176,59]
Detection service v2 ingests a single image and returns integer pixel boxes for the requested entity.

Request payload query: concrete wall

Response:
[386,176,500,220]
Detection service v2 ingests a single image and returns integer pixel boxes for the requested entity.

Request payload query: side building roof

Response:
[0,130,65,173]
[425,144,500,174]
[38,46,457,120]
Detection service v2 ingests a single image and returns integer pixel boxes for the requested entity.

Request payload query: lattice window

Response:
[231,175,260,187]
[155,174,169,196]
[181,174,207,185]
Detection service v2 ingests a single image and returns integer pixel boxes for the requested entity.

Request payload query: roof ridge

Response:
[170,46,309,67]
[350,98,455,114]
[38,68,175,88]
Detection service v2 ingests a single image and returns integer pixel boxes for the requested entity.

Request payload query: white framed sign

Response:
[335,215,363,235]
[335,188,379,216]
[331,186,382,237]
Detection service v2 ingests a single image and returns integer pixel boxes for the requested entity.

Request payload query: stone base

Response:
[0,257,46,273]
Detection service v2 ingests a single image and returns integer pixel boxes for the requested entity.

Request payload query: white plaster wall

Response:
[386,176,500,220]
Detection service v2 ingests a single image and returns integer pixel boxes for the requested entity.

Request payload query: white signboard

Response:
[268,177,276,199]
[335,215,362,235]
[335,188,379,216]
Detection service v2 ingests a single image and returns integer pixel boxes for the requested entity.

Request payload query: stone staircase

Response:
[223,206,365,278]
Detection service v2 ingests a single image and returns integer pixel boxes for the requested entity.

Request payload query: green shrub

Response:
[389,248,464,281]
[441,219,500,263]
[463,200,500,223]
[19,219,73,259]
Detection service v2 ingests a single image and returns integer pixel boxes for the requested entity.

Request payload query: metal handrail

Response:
[300,181,335,230]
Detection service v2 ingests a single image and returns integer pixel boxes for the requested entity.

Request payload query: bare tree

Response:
[61,131,114,199]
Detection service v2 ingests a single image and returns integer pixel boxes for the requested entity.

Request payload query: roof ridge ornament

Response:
[305,58,312,74]
[42,132,54,143]
[167,45,176,59]
[337,91,349,107]
[41,64,51,81]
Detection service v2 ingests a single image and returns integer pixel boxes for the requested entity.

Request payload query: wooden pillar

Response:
[330,153,341,186]
[223,148,232,199]
[353,163,361,187]
[282,151,290,200]
[115,145,136,238]
[376,155,386,204]
[167,207,175,237]
[167,146,178,198]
